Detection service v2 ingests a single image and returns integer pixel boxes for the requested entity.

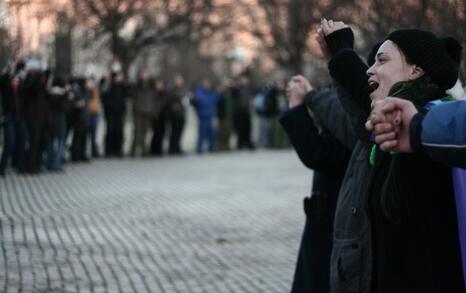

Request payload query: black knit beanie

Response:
[386,29,458,90]
[367,41,383,66]
[442,37,463,67]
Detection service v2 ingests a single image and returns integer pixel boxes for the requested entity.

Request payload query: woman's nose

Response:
[366,65,375,76]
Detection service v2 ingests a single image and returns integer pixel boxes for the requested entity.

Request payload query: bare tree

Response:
[238,0,352,75]
[345,0,466,70]
[71,0,224,76]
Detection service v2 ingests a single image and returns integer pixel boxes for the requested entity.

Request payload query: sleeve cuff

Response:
[409,112,425,155]
[324,28,354,56]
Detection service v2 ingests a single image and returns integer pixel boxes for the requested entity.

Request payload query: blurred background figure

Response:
[255,82,275,148]
[192,79,221,154]
[150,79,169,156]
[102,72,127,158]
[233,76,255,150]
[167,75,188,155]
[87,76,101,158]
[70,77,90,162]
[23,59,50,174]
[47,76,69,171]
[216,81,234,151]
[0,61,27,176]
[131,70,155,157]
[271,80,290,149]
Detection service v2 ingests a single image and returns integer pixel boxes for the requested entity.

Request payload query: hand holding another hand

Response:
[366,98,419,153]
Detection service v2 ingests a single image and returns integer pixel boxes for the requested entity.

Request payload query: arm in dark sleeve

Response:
[280,104,351,174]
[410,101,466,168]
[305,85,358,149]
[328,50,373,117]
[324,28,373,119]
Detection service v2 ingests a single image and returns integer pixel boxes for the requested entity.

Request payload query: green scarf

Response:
[375,76,445,224]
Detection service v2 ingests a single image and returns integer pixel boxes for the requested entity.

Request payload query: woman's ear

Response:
[410,65,425,80]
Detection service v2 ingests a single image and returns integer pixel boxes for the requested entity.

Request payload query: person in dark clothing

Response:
[232,76,255,150]
[287,34,382,293]
[102,72,127,157]
[22,61,50,174]
[47,77,69,171]
[150,79,169,156]
[366,37,466,168]
[281,81,353,293]
[70,78,91,162]
[167,76,187,155]
[318,20,465,293]
[0,61,27,175]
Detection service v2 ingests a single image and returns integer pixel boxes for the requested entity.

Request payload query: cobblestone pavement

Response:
[0,150,311,293]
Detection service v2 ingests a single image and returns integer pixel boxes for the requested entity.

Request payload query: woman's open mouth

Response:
[368,80,379,90]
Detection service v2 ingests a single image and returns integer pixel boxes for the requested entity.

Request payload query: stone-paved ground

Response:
[0,150,311,293]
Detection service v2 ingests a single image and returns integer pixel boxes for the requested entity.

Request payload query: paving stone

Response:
[0,150,310,292]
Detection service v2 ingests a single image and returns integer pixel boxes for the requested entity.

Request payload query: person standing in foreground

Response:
[317,19,465,293]
[282,77,353,293]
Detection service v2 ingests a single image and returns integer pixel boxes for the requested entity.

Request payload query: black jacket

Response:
[280,93,351,293]
[280,104,350,173]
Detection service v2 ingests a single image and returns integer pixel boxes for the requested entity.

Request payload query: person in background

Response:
[87,76,101,158]
[132,71,156,157]
[192,79,221,154]
[47,76,69,171]
[271,80,289,148]
[0,61,27,176]
[217,81,235,151]
[102,72,127,158]
[255,82,275,148]
[70,77,90,162]
[22,59,50,173]
[167,75,187,155]
[232,76,256,150]
[150,79,169,156]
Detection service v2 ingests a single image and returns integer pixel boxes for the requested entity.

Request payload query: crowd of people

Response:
[0,61,290,177]
[281,18,466,293]
[2,15,466,293]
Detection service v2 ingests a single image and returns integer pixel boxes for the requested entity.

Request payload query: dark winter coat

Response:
[48,86,69,138]
[280,87,353,293]
[323,34,379,293]
[367,78,465,293]
[102,82,127,116]
[133,84,156,116]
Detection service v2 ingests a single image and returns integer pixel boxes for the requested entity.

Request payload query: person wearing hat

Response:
[281,42,383,293]
[316,20,465,293]
[366,37,466,167]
